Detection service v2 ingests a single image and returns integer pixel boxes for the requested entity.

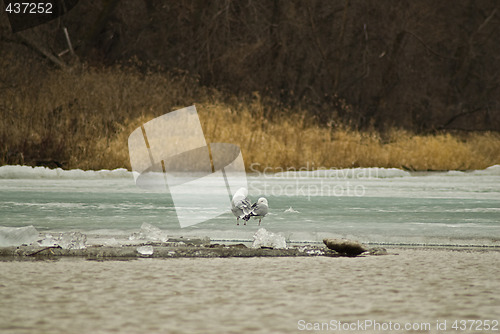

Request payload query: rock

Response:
[0,226,39,247]
[323,238,367,256]
[252,228,287,249]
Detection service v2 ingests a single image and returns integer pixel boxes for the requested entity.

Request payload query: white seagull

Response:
[243,197,269,225]
[231,187,252,225]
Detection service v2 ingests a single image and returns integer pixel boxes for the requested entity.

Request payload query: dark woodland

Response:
[1,0,500,132]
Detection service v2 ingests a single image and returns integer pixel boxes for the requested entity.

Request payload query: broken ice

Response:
[0,225,38,247]
[38,234,59,247]
[129,223,168,243]
[284,206,300,213]
[58,232,87,250]
[137,245,154,256]
[103,238,121,247]
[252,228,287,249]
[37,232,87,249]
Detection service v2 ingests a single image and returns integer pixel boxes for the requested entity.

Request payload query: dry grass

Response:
[196,104,500,171]
[1,64,499,171]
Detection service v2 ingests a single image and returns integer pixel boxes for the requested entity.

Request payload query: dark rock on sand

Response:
[323,238,367,256]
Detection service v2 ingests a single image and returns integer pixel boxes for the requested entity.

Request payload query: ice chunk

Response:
[0,226,39,247]
[137,245,154,256]
[129,223,168,242]
[38,234,59,247]
[37,232,87,249]
[103,238,121,247]
[252,228,287,249]
[58,232,87,250]
[284,206,300,213]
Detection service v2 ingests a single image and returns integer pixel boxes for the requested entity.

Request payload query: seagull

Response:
[231,187,252,225]
[243,197,269,225]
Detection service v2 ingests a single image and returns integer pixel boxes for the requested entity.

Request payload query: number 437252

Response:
[452,319,499,331]
[5,2,53,14]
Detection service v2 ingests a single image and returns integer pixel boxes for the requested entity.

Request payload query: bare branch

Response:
[16,33,68,69]
[404,30,456,60]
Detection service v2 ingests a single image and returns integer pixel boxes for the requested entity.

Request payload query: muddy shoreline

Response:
[0,245,339,259]
[0,238,389,260]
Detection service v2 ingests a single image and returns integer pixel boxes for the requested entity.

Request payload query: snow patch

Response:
[472,165,500,176]
[0,165,131,179]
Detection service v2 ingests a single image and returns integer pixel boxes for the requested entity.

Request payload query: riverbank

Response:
[2,65,499,172]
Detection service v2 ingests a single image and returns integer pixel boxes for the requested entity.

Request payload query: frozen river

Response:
[0,165,499,247]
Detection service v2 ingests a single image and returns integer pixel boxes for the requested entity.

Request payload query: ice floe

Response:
[0,225,38,247]
[252,228,287,249]
[129,223,168,243]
